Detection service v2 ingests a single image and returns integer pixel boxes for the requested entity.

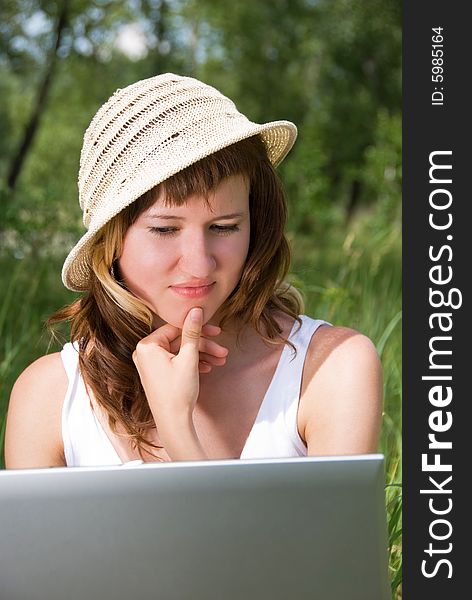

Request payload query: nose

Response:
[178,230,216,278]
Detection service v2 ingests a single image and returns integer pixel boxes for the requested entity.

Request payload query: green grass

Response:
[0,209,402,597]
[0,259,46,456]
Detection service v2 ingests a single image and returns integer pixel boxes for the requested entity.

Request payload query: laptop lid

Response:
[0,455,391,600]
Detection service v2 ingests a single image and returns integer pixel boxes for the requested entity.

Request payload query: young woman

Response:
[5,73,382,468]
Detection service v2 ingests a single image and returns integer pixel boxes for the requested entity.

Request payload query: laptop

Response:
[0,455,391,600]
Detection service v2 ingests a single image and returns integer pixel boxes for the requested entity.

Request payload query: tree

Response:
[7,0,69,191]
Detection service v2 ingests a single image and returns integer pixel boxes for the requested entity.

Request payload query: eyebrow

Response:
[145,212,247,221]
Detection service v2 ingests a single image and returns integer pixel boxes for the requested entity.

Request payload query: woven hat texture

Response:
[62,72,297,291]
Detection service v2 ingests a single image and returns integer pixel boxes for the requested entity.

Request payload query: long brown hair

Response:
[49,135,303,458]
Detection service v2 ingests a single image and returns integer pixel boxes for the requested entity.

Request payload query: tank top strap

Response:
[60,341,80,382]
[282,315,330,380]
[275,315,331,453]
[265,315,330,401]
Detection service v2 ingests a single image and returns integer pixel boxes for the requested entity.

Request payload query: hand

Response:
[167,324,228,375]
[132,307,227,423]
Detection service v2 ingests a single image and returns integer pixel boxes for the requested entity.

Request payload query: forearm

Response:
[156,412,208,461]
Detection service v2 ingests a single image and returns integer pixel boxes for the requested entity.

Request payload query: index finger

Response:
[180,307,203,351]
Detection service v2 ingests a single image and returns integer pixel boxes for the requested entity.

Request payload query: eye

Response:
[148,226,178,237]
[210,224,240,235]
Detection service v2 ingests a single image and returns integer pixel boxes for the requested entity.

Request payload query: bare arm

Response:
[4,353,67,468]
[132,308,226,461]
[299,326,383,456]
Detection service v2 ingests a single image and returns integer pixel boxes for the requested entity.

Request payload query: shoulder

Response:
[10,352,69,402]
[5,352,68,468]
[304,324,381,374]
[298,325,383,455]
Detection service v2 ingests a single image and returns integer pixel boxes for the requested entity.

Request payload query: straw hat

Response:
[62,73,297,291]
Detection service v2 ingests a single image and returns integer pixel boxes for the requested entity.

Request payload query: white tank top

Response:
[61,315,329,467]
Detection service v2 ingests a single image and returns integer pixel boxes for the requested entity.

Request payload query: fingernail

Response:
[191,307,202,321]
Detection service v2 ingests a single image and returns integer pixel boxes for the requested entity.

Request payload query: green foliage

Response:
[386,483,402,598]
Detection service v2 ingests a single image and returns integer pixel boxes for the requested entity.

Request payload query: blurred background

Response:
[0,0,401,595]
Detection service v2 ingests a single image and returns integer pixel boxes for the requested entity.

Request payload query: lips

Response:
[170,282,215,298]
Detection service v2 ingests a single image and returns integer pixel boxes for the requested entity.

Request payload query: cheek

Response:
[119,234,167,288]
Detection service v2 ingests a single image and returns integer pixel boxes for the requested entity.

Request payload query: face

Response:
[118,175,251,329]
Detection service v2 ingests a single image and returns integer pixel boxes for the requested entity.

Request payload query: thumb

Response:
[179,307,203,357]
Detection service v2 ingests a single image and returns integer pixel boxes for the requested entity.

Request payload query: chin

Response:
[154,305,217,330]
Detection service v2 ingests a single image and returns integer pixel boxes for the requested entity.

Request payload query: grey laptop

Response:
[0,455,391,600]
